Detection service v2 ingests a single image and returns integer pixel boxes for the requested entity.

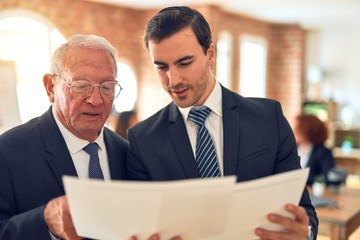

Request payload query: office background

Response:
[1,0,359,134]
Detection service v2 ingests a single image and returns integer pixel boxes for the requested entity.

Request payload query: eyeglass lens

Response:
[71,81,121,99]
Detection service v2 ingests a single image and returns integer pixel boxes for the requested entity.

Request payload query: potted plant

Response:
[312,174,325,197]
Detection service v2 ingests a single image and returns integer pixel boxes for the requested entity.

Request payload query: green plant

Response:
[314,174,325,184]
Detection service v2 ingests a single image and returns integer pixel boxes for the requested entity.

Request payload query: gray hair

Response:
[50,34,118,75]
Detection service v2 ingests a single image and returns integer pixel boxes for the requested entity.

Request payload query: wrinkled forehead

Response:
[61,47,117,75]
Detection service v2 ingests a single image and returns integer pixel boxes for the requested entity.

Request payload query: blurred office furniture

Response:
[309,186,360,240]
[302,101,329,122]
[334,129,360,149]
[333,129,360,176]
[327,167,348,193]
[334,155,360,176]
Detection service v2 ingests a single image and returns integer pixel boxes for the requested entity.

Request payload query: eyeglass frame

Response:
[52,74,123,100]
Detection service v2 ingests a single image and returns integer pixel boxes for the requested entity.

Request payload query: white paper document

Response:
[63,168,309,240]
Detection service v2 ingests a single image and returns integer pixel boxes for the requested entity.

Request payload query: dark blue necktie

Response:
[188,106,220,178]
[83,143,104,179]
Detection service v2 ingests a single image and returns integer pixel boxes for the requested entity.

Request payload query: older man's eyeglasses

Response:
[54,75,123,100]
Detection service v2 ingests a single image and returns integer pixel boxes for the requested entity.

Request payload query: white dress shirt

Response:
[298,144,313,168]
[52,108,111,180]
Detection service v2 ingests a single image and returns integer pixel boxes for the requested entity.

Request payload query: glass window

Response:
[0,16,65,125]
[216,32,232,88]
[239,35,267,97]
[113,62,137,113]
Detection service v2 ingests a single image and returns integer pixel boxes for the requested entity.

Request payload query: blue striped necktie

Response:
[188,106,220,178]
[83,143,104,179]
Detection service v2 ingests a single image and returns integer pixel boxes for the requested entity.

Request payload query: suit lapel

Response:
[104,129,126,180]
[40,108,77,192]
[221,87,241,176]
[105,135,120,180]
[168,104,200,178]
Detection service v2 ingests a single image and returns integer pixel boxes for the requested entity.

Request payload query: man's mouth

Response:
[84,112,101,116]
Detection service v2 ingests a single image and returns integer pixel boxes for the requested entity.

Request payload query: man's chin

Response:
[173,100,192,108]
[172,96,193,108]
[77,122,103,134]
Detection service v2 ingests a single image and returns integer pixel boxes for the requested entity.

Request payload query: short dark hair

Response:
[143,6,212,54]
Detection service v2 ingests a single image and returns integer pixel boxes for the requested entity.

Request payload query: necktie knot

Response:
[83,142,99,157]
[188,106,211,127]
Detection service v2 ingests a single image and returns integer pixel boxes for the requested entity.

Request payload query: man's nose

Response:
[86,86,104,105]
[167,68,181,86]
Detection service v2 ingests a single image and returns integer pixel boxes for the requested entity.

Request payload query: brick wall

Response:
[0,0,305,122]
[267,25,305,123]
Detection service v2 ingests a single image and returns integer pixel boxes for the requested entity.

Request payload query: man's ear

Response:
[43,74,55,103]
[207,43,216,65]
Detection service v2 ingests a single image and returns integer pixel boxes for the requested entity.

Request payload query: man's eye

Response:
[180,61,192,67]
[74,84,89,91]
[157,65,168,70]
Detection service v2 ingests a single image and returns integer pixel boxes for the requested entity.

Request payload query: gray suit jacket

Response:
[127,86,318,236]
[0,107,128,239]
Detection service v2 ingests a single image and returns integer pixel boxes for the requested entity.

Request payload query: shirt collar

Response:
[52,107,105,154]
[178,81,223,121]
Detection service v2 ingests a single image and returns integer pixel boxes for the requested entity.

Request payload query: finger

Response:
[267,212,308,235]
[256,226,305,240]
[148,233,160,240]
[283,204,309,235]
[44,197,64,237]
[269,204,308,227]
[255,205,309,240]
[285,204,308,224]
[170,236,182,240]
[44,196,80,239]
[255,227,270,239]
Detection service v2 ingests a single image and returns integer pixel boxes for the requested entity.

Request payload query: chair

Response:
[327,166,348,187]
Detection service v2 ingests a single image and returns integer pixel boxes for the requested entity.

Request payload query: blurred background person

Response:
[115,110,138,140]
[294,113,335,185]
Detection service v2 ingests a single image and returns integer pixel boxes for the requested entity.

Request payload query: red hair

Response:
[295,114,328,145]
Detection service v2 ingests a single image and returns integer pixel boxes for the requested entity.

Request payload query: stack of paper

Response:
[63,168,309,240]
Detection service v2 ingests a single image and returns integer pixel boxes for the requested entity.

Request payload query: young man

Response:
[127,6,318,239]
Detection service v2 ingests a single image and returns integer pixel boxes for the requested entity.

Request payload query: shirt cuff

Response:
[49,230,61,240]
[308,225,313,240]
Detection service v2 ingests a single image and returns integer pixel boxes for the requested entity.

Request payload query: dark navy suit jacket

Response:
[306,144,335,185]
[0,107,128,239]
[127,86,318,236]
